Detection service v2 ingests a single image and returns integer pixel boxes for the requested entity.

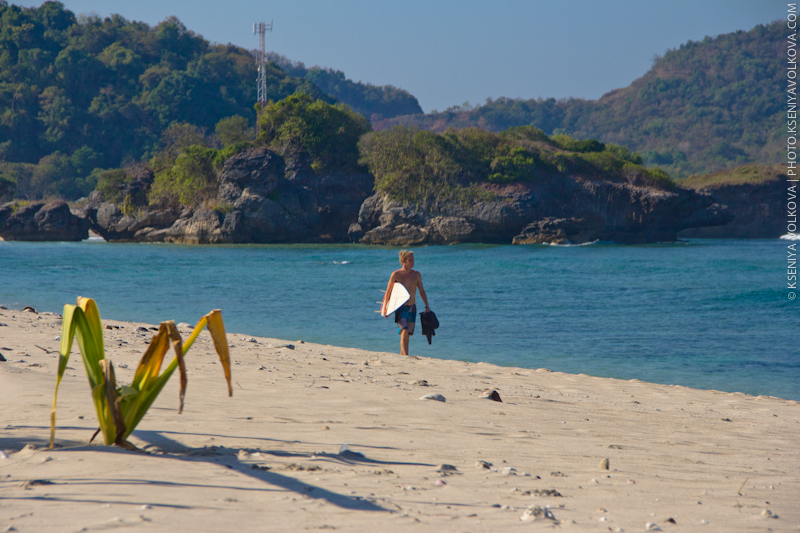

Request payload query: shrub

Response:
[213,141,253,169]
[93,168,131,205]
[0,176,15,202]
[149,145,219,207]
[500,125,551,144]
[551,134,605,153]
[258,93,371,172]
[603,143,644,165]
[215,115,251,147]
[488,146,537,183]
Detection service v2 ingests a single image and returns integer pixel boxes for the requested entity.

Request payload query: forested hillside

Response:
[0,1,416,201]
[266,53,423,120]
[0,2,782,204]
[377,21,783,178]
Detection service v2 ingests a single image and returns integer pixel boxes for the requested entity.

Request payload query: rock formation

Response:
[83,147,374,244]
[11,149,735,245]
[677,173,787,238]
[0,200,90,241]
[352,178,730,245]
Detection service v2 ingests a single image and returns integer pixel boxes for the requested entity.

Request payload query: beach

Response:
[1,306,798,532]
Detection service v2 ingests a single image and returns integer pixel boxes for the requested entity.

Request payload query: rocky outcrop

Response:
[352,178,730,245]
[84,147,375,244]
[0,200,90,241]
[81,193,182,242]
[677,175,786,238]
[512,217,593,245]
[70,149,732,246]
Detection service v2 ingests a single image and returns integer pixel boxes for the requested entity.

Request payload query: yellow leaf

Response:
[204,310,232,397]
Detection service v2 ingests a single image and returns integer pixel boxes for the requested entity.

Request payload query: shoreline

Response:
[0,299,794,403]
[1,305,798,531]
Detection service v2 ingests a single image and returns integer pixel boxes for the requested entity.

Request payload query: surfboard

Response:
[382,282,410,317]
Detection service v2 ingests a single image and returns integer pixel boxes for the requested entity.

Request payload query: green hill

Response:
[378,21,784,179]
[0,2,417,201]
[266,53,423,120]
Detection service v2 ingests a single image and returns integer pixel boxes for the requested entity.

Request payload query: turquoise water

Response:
[1,239,797,401]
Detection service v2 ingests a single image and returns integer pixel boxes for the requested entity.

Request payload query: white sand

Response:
[1,306,798,532]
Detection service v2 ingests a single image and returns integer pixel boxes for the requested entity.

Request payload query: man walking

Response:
[382,250,429,356]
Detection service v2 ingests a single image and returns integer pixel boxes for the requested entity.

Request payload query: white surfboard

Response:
[381,282,410,317]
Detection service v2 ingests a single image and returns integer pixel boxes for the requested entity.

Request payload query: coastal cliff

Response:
[676,165,787,239]
[81,147,374,244]
[75,148,728,245]
[1,150,732,245]
[0,200,89,241]
[351,180,729,246]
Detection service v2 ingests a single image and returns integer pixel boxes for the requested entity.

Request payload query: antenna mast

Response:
[253,20,273,126]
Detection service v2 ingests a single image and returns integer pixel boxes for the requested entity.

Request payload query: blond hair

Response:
[399,249,414,263]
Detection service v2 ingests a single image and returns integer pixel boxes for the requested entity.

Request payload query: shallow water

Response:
[1,239,797,400]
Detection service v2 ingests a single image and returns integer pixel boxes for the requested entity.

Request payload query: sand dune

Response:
[1,305,798,532]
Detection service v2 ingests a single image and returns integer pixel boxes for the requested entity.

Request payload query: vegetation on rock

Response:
[679,163,786,190]
[258,93,371,173]
[358,125,673,206]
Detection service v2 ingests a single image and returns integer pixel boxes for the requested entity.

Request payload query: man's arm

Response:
[417,273,429,310]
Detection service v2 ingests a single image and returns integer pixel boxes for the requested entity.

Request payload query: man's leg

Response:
[400,329,410,356]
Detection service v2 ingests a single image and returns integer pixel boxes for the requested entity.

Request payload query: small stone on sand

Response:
[420,393,445,402]
[475,460,492,469]
[600,458,610,470]
[761,509,778,518]
[520,506,555,522]
[436,464,458,473]
[480,389,502,402]
[523,489,562,497]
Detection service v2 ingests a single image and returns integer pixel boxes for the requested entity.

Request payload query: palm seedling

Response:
[50,296,232,450]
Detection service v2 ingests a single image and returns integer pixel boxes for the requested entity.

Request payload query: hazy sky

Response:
[14,0,788,112]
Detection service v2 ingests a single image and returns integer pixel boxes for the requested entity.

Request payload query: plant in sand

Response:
[50,297,232,450]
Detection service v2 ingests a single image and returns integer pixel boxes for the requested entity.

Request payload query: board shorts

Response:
[395,304,416,335]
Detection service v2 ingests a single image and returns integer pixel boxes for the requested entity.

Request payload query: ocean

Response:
[1,239,797,401]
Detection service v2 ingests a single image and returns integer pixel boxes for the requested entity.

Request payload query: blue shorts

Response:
[395,304,416,335]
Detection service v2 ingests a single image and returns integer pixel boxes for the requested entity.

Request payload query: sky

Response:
[14,0,789,113]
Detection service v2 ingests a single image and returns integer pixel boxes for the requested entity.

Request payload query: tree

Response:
[215,115,250,147]
[148,145,218,207]
[258,93,371,172]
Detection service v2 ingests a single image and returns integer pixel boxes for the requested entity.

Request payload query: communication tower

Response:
[253,20,273,119]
